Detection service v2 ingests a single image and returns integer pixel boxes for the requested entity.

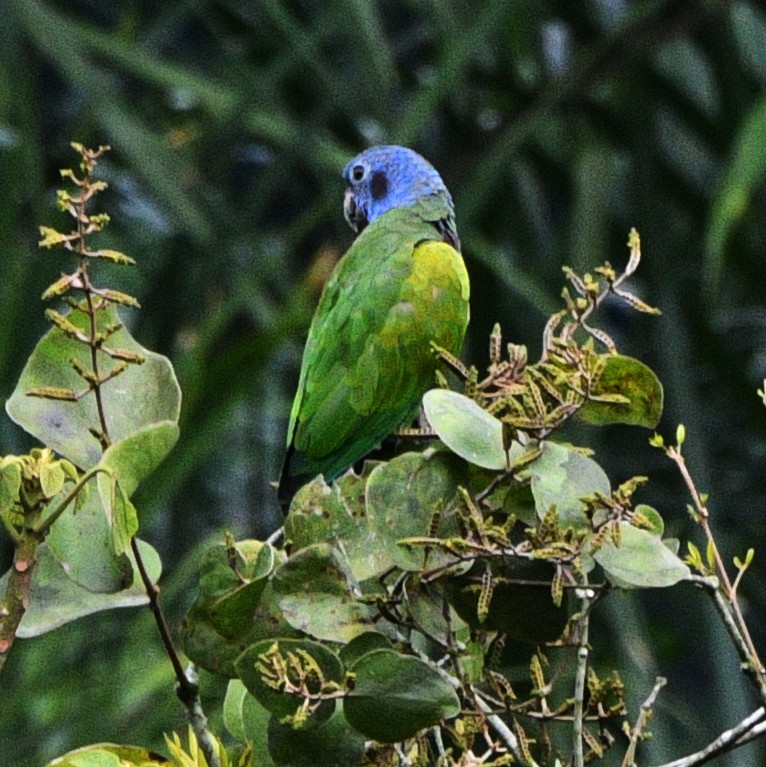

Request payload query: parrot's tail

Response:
[276,444,311,514]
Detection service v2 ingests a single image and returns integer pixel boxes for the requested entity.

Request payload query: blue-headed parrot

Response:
[278,145,470,510]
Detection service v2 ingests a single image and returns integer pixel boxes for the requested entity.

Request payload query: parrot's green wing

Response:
[279,200,469,505]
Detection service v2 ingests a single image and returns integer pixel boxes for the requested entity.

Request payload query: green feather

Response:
[279,197,469,506]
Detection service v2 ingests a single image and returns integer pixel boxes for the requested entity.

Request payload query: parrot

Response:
[278,145,470,511]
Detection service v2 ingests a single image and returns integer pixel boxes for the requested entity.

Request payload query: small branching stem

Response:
[649,707,766,767]
[687,575,766,704]
[129,538,220,767]
[572,584,592,767]
[0,504,43,674]
[77,212,111,449]
[621,676,667,767]
[472,690,541,767]
[668,447,766,682]
[33,145,220,767]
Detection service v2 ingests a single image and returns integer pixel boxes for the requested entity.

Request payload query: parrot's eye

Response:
[351,164,365,182]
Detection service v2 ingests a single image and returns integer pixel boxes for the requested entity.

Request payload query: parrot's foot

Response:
[393,425,436,438]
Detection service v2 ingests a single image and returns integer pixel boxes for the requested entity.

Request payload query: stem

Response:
[650,707,766,767]
[622,677,667,767]
[84,286,111,447]
[34,466,108,535]
[688,575,766,704]
[572,584,592,767]
[0,504,43,676]
[669,447,765,679]
[130,538,220,767]
[473,691,541,767]
[72,168,110,450]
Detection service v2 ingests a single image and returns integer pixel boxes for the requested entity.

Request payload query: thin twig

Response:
[130,538,221,767]
[668,446,766,682]
[572,584,592,767]
[33,466,108,535]
[622,676,667,767]
[687,575,766,704]
[649,707,766,767]
[473,691,541,767]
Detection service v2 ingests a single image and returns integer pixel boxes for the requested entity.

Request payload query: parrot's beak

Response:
[343,189,367,233]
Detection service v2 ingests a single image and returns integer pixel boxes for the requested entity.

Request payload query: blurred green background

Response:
[1,0,766,764]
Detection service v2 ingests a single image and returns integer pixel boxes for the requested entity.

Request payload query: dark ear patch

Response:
[370,171,388,200]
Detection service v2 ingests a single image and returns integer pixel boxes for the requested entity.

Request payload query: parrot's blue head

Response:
[342,145,458,245]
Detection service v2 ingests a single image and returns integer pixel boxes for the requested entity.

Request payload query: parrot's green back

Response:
[279,196,469,505]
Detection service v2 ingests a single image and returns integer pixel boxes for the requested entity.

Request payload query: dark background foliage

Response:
[1,0,765,764]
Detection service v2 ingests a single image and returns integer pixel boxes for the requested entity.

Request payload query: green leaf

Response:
[284,471,387,582]
[46,479,133,593]
[593,522,690,588]
[634,503,664,536]
[521,442,610,529]
[6,305,181,470]
[180,540,290,678]
[577,355,663,428]
[0,458,22,511]
[365,450,471,572]
[423,389,508,469]
[338,632,392,669]
[235,638,344,725]
[44,743,169,766]
[344,649,460,742]
[39,459,66,498]
[224,679,280,766]
[223,679,249,742]
[267,706,365,767]
[1,540,160,637]
[181,580,298,678]
[241,691,277,767]
[97,421,180,498]
[272,544,377,643]
[183,540,277,640]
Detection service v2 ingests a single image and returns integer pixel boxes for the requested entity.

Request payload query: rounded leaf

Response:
[46,485,134,594]
[0,540,160,637]
[45,744,168,766]
[345,649,460,742]
[223,679,248,741]
[272,544,377,642]
[423,389,507,469]
[267,707,365,767]
[285,472,388,582]
[521,441,610,530]
[339,632,392,669]
[6,305,181,469]
[578,355,663,428]
[181,544,292,677]
[365,450,470,573]
[593,522,690,588]
[235,638,344,725]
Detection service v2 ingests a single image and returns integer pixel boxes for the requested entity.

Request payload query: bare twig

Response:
[668,445,766,684]
[572,585,592,767]
[473,691,541,767]
[130,538,220,767]
[622,676,667,767]
[650,707,766,767]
